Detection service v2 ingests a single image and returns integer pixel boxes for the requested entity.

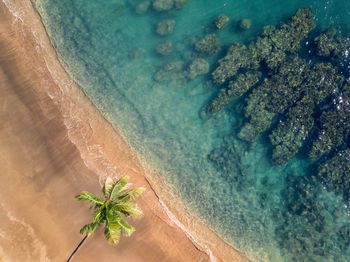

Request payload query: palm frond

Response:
[75,175,144,247]
[104,209,122,245]
[75,191,104,206]
[102,176,115,197]
[117,219,135,237]
[113,194,132,204]
[112,203,143,219]
[127,187,145,199]
[92,206,104,224]
[109,176,130,201]
[103,221,121,245]
[118,187,145,203]
[80,222,99,236]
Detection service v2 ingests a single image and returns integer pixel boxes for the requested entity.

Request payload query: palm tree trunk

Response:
[67,235,88,262]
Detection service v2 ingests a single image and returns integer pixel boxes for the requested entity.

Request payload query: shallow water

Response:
[34,0,350,261]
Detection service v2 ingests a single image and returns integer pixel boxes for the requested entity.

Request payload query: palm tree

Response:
[67,176,144,262]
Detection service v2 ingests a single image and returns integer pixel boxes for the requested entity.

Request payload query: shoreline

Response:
[1,0,249,261]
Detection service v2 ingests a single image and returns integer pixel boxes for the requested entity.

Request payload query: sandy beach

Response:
[0,0,248,261]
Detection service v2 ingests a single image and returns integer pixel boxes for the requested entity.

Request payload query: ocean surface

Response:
[33,0,350,261]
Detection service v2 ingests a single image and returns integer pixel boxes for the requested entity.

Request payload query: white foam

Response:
[2,0,24,23]
[0,203,49,262]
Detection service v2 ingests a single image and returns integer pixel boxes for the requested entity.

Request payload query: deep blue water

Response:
[34,1,350,261]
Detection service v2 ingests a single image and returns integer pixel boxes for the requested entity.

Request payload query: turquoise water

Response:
[33,1,350,261]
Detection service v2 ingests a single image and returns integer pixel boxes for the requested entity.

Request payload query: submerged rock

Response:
[269,63,344,164]
[239,18,252,30]
[270,96,315,165]
[212,8,315,84]
[187,58,210,80]
[239,58,309,141]
[156,19,176,36]
[310,83,350,159]
[155,41,173,55]
[318,149,350,200]
[276,173,349,262]
[133,0,151,14]
[212,43,260,84]
[206,7,350,171]
[194,33,220,55]
[314,30,350,58]
[310,109,349,159]
[270,63,344,164]
[173,0,187,9]
[215,14,229,29]
[207,71,260,113]
[154,60,185,83]
[305,63,344,102]
[208,136,246,184]
[152,0,174,11]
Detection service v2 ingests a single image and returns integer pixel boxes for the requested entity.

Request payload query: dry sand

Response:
[0,0,249,261]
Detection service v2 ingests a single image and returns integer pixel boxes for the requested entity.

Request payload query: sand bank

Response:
[0,0,248,261]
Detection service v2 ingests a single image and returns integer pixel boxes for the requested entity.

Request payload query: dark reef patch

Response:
[206,8,350,195]
[205,7,350,260]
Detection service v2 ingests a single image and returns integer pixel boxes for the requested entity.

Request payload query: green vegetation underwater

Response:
[34,0,350,261]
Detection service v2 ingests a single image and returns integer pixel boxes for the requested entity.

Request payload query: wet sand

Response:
[0,0,248,261]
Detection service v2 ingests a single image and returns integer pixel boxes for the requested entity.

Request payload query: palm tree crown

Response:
[67,176,144,261]
[76,175,144,244]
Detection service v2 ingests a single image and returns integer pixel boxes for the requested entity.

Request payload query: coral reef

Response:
[154,60,185,83]
[276,173,350,261]
[208,136,246,185]
[133,0,151,14]
[314,29,350,58]
[156,19,176,36]
[156,41,173,55]
[269,63,344,164]
[212,8,315,84]
[215,14,229,30]
[173,0,187,9]
[207,71,260,113]
[206,9,350,211]
[194,33,220,55]
[208,8,349,167]
[202,6,350,260]
[211,43,259,84]
[239,19,252,30]
[187,58,210,80]
[318,149,350,201]
[152,0,186,11]
[152,0,174,11]
[270,96,314,164]
[239,58,309,141]
[310,84,350,159]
